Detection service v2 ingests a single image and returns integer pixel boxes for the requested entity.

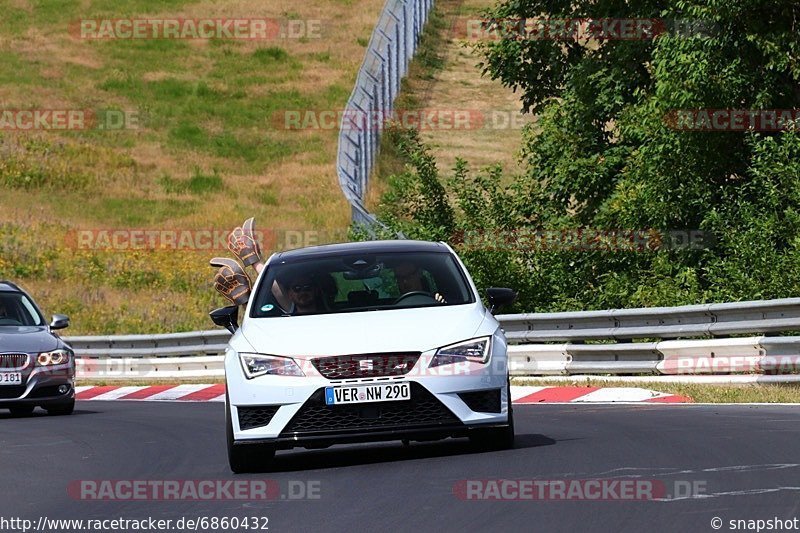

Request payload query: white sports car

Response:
[211,240,517,473]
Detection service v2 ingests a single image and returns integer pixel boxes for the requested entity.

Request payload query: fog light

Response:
[58,385,70,394]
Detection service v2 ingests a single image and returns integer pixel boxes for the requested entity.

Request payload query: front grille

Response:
[280,382,460,436]
[0,386,26,399]
[312,353,421,380]
[238,406,280,430]
[458,389,502,413]
[0,354,29,370]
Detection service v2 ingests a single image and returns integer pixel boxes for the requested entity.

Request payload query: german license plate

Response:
[325,382,411,405]
[0,373,22,385]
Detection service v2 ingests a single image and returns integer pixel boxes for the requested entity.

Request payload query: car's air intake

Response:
[280,382,460,436]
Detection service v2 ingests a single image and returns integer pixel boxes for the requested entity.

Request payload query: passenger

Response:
[282,273,323,315]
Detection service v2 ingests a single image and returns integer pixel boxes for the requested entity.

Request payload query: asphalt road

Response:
[2,402,800,533]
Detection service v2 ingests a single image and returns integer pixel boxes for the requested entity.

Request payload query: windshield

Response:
[0,292,44,327]
[250,251,475,318]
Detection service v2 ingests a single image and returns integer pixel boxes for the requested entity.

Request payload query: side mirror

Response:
[486,288,517,313]
[50,314,70,330]
[210,305,239,334]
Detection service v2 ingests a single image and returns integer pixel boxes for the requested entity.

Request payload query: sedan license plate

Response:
[325,382,410,405]
[0,373,22,385]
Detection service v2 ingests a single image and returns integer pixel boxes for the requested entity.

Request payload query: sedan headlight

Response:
[430,337,491,367]
[37,349,72,366]
[239,353,304,379]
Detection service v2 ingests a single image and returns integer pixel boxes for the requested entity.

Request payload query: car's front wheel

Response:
[469,376,515,450]
[469,413,515,450]
[226,393,276,473]
[46,399,75,416]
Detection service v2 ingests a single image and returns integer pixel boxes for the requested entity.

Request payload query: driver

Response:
[0,298,19,324]
[394,261,446,303]
[395,261,427,293]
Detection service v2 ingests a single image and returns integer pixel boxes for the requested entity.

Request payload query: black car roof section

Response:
[273,240,449,263]
[0,280,22,292]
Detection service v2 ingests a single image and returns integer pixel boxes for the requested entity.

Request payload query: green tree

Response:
[375,0,800,312]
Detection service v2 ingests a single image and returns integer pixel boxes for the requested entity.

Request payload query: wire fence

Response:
[336,0,434,229]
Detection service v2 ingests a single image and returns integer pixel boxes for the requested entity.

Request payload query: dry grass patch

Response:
[369,0,534,209]
[420,35,533,173]
[0,0,386,333]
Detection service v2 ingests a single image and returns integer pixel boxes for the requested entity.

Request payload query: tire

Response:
[46,399,75,416]
[9,406,35,417]
[226,393,275,474]
[469,375,515,451]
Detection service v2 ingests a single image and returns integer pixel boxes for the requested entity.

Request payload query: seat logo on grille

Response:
[359,359,373,371]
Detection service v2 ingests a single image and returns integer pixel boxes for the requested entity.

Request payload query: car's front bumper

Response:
[0,364,75,407]
[226,351,510,448]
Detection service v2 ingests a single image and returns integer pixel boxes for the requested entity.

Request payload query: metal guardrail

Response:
[65,298,800,379]
[76,356,225,380]
[66,330,229,358]
[336,0,434,226]
[500,298,800,343]
[66,330,229,379]
[507,336,770,376]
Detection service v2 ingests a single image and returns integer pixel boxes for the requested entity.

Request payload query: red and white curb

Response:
[511,386,690,403]
[75,384,227,402]
[75,385,690,403]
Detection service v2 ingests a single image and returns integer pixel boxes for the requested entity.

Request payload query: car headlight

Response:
[37,349,72,366]
[239,353,304,379]
[430,337,491,367]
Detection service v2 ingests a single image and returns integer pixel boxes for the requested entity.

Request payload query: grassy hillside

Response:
[0,0,384,334]
[369,0,533,208]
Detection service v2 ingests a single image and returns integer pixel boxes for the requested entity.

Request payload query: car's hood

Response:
[241,304,487,358]
[0,326,60,353]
